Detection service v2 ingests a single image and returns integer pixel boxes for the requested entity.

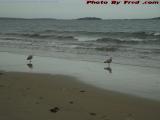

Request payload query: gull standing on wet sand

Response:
[104,57,112,67]
[27,55,33,63]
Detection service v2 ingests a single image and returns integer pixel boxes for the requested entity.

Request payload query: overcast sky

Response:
[0,0,159,19]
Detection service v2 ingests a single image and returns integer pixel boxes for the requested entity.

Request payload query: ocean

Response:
[0,18,160,68]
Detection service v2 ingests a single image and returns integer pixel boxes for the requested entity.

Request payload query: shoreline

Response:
[0,71,160,120]
[0,52,160,101]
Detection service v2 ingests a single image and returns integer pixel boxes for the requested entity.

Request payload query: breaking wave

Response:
[2,33,77,40]
[41,30,160,37]
[95,37,160,44]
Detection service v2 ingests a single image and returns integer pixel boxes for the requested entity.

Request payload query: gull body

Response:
[27,55,33,62]
[104,57,112,66]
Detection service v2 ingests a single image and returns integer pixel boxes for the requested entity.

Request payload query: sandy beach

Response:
[0,52,160,120]
[0,71,160,120]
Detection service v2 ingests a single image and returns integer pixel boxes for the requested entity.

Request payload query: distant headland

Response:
[76,17,102,20]
[151,17,160,20]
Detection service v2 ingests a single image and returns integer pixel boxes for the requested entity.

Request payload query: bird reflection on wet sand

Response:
[26,55,34,69]
[104,66,112,74]
[27,63,33,69]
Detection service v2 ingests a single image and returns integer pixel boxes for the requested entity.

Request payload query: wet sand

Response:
[0,71,160,120]
[1,52,160,101]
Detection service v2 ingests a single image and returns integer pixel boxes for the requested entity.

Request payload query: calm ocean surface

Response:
[0,18,160,68]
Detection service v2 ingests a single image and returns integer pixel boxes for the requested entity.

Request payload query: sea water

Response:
[0,18,160,68]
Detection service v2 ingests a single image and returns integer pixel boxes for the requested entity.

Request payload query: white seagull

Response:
[27,55,33,63]
[104,57,112,66]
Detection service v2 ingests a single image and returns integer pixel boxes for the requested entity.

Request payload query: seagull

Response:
[27,55,33,63]
[104,57,112,67]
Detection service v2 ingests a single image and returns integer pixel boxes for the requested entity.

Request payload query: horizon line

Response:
[0,16,159,20]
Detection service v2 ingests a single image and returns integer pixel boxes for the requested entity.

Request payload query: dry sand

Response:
[0,71,160,120]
